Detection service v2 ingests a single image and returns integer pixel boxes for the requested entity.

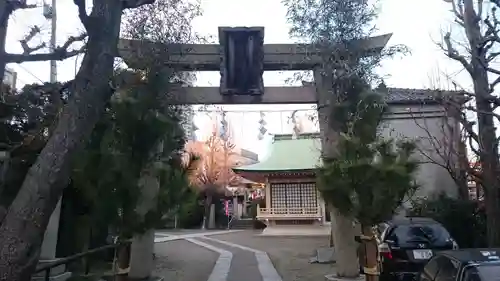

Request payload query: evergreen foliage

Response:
[409,195,487,248]
[0,83,68,208]
[72,68,195,240]
[317,86,420,226]
[283,0,416,228]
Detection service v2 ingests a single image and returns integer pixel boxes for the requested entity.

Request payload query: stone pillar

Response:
[319,197,326,225]
[314,67,360,277]
[208,204,216,228]
[129,137,164,280]
[33,199,72,281]
[40,199,61,259]
[242,190,248,216]
[129,172,159,279]
[233,196,240,219]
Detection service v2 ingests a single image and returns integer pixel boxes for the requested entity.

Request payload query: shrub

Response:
[409,194,486,248]
[177,192,204,229]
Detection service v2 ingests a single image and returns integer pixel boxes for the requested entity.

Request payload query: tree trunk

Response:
[316,68,360,278]
[462,0,500,247]
[0,1,10,86]
[360,225,379,281]
[472,66,500,247]
[0,2,124,280]
[457,141,470,200]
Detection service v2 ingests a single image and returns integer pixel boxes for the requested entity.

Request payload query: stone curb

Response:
[185,238,233,281]
[325,274,365,281]
[202,236,283,281]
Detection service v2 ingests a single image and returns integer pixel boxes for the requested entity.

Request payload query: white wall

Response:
[381,103,459,202]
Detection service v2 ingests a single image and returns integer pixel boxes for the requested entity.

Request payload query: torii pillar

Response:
[118,26,391,279]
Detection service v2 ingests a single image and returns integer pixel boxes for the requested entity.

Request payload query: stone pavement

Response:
[154,230,283,281]
[207,231,335,281]
[154,239,218,281]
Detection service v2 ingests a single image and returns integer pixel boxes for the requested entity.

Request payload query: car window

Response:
[387,224,450,244]
[463,264,500,281]
[434,257,459,281]
[421,256,441,280]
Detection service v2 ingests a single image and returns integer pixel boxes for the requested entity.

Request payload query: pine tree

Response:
[71,69,196,274]
[318,83,420,281]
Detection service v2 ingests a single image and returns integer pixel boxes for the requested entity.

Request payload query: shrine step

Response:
[228,218,255,229]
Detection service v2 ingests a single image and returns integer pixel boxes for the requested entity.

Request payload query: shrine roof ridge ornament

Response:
[117,32,392,71]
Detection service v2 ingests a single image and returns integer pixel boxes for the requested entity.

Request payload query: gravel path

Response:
[199,237,263,281]
[211,230,335,281]
[153,239,218,281]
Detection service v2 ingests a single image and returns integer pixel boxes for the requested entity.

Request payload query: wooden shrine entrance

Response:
[117,26,391,275]
[117,26,391,105]
[118,26,390,225]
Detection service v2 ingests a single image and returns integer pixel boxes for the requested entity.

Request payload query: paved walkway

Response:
[154,230,283,281]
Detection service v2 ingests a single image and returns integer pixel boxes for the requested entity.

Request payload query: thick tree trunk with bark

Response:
[474,77,500,246]
[453,0,500,246]
[469,36,500,246]
[0,2,124,280]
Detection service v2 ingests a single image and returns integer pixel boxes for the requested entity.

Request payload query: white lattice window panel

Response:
[270,182,318,214]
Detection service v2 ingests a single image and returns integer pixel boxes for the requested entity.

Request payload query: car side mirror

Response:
[354,236,362,243]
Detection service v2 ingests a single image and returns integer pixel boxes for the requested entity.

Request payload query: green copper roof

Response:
[233,133,322,172]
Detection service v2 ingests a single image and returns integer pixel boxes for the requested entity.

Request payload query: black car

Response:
[379,217,458,280]
[418,249,500,281]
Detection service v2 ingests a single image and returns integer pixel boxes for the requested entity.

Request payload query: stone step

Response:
[228,218,255,229]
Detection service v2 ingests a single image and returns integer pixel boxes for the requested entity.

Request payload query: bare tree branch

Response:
[451,0,465,24]
[442,32,474,74]
[5,33,87,63]
[1,1,38,28]
[122,0,156,9]
[72,0,90,31]
[19,25,45,55]
[8,1,37,10]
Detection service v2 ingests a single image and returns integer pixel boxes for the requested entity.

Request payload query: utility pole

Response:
[0,1,12,85]
[45,0,57,83]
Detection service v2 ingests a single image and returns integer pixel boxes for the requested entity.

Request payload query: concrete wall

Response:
[381,103,459,202]
[3,68,16,89]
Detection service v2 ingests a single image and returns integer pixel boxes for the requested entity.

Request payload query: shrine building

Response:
[233,88,462,236]
[233,133,328,235]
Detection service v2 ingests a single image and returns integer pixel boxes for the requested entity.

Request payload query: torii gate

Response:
[117,26,391,279]
[118,27,391,104]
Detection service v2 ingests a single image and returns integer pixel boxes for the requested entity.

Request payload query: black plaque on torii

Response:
[219,27,265,96]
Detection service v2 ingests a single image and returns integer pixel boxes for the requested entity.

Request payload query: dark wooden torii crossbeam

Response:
[117,26,392,104]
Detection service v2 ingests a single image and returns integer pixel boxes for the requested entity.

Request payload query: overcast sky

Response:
[5,0,467,158]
